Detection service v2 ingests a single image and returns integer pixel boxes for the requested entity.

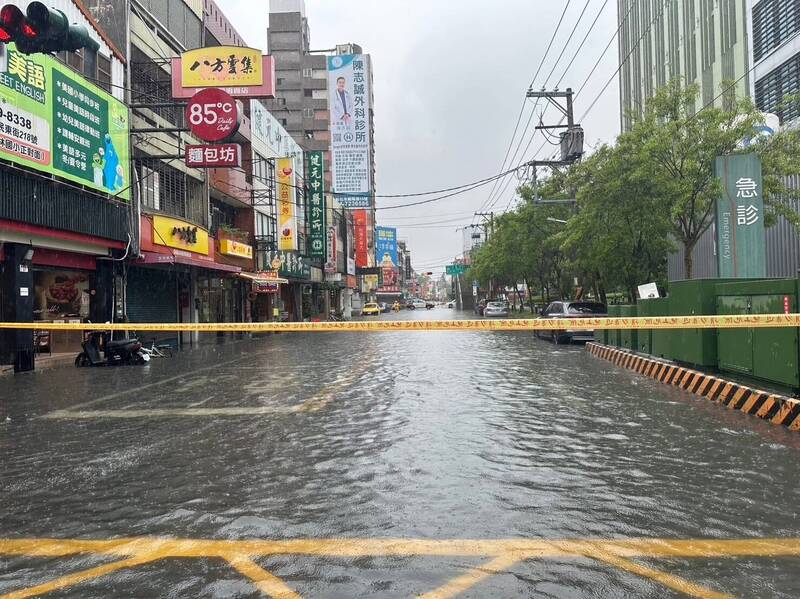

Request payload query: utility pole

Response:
[524,87,584,206]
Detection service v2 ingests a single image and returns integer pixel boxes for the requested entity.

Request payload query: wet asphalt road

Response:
[1,308,800,598]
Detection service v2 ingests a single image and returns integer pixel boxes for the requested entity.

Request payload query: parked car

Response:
[361,302,381,316]
[535,301,607,344]
[483,301,510,317]
[425,300,435,309]
[407,298,427,310]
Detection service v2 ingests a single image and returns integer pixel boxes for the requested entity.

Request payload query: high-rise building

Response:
[751,0,800,126]
[265,0,331,187]
[617,0,751,131]
[266,0,378,313]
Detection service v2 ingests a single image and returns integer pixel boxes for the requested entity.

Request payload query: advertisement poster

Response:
[375,226,399,294]
[327,54,371,207]
[33,271,91,321]
[0,44,130,200]
[307,151,326,259]
[277,157,297,251]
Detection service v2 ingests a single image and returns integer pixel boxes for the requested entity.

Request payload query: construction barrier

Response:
[1,314,800,333]
[587,343,800,432]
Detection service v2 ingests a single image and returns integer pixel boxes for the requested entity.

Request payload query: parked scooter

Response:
[75,331,150,367]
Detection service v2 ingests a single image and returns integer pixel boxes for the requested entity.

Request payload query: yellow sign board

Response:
[277,157,297,251]
[219,238,253,259]
[181,46,263,88]
[152,215,209,255]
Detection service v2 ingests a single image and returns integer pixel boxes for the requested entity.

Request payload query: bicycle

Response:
[139,338,174,358]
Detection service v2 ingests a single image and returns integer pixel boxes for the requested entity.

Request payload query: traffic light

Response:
[0,2,99,54]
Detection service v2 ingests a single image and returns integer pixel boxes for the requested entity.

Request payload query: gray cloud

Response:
[222,0,620,273]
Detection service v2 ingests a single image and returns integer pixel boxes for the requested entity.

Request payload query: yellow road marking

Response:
[3,314,800,333]
[583,546,735,599]
[418,553,522,599]
[225,554,302,599]
[43,359,371,420]
[0,554,158,599]
[2,537,798,598]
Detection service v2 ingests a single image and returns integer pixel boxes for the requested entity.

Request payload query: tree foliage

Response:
[468,80,800,302]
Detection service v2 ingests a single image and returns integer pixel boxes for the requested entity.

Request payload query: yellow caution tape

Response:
[1,314,799,332]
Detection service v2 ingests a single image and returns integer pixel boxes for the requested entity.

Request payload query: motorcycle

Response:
[75,331,150,367]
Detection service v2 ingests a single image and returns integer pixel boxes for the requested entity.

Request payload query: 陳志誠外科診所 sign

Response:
[0,44,130,200]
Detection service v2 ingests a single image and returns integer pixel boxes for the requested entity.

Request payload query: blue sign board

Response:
[375,226,398,268]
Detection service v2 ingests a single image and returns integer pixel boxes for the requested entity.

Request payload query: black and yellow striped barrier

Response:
[1,314,800,332]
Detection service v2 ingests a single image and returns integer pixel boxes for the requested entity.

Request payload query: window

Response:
[302,67,313,78]
[66,48,83,73]
[97,54,112,93]
[141,165,160,211]
[305,130,314,139]
[304,89,313,97]
[303,108,314,118]
[280,118,288,126]
[277,78,285,86]
[567,302,606,315]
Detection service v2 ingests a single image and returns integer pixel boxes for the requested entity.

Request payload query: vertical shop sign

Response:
[307,151,326,259]
[277,157,297,251]
[354,209,369,267]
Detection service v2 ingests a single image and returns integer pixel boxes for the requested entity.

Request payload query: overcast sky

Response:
[223,0,621,274]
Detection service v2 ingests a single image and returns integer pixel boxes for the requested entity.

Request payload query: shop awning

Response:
[238,272,289,285]
[138,251,242,273]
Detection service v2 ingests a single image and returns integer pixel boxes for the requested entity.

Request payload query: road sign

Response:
[185,88,240,142]
[446,264,467,275]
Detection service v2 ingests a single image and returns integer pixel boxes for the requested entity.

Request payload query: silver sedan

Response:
[483,301,509,317]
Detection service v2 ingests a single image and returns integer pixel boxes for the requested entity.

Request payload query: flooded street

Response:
[1,309,799,598]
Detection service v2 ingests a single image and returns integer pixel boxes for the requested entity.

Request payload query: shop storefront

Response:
[264,250,311,321]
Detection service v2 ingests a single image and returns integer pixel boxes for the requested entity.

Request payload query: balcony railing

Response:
[0,166,130,243]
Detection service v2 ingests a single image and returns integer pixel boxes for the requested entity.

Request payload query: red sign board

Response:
[354,209,368,267]
[185,88,240,142]
[185,143,242,168]
[171,55,276,99]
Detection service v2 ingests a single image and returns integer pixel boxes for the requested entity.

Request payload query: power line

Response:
[476,0,575,218]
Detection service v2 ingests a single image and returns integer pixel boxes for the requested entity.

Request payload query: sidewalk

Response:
[0,353,75,377]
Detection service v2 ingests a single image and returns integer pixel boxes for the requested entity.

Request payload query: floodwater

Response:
[1,308,799,597]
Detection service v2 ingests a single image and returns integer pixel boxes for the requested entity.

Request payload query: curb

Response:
[587,343,800,432]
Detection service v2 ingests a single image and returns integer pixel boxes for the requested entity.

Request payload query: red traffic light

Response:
[0,4,23,41]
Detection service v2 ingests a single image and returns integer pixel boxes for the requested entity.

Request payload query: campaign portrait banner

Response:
[327,54,371,208]
[375,226,399,294]
[277,157,297,251]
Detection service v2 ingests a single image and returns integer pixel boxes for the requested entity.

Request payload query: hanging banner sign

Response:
[715,154,766,278]
[171,47,276,99]
[307,151,326,259]
[354,209,369,267]
[185,143,241,168]
[277,157,297,251]
[185,88,240,142]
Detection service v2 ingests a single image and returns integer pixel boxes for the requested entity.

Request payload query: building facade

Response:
[0,0,129,371]
[617,0,751,131]
[751,0,800,126]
